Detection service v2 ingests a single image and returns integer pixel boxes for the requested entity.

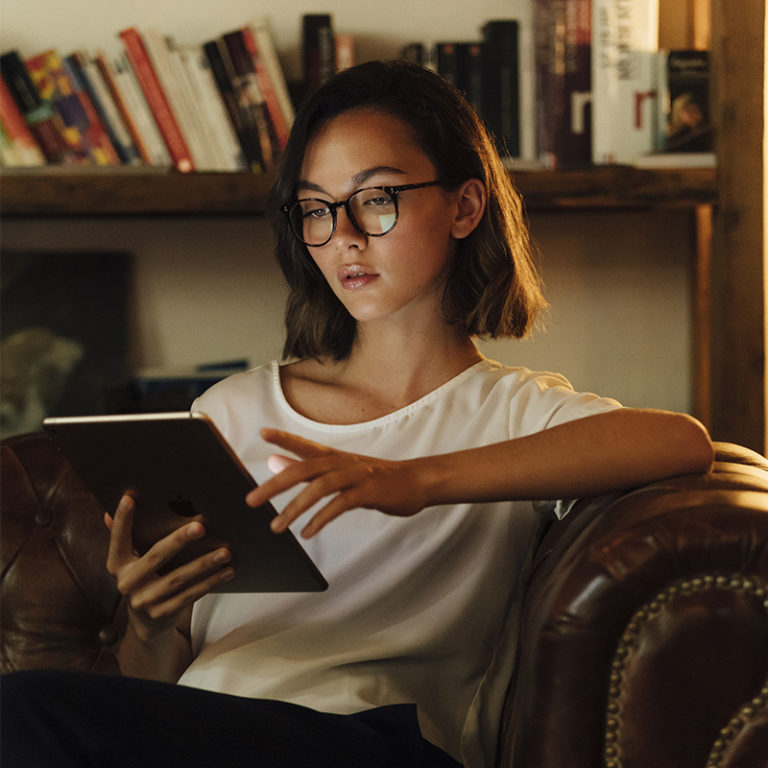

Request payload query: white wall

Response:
[1,0,695,412]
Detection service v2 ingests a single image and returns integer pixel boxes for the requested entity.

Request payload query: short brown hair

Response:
[269,59,548,360]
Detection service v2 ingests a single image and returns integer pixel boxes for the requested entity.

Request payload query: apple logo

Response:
[168,494,202,518]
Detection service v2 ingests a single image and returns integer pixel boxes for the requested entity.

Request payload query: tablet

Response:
[42,411,327,593]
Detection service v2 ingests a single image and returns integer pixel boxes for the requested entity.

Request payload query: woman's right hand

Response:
[105,494,235,644]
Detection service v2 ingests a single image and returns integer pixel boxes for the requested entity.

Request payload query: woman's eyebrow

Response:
[297,166,407,195]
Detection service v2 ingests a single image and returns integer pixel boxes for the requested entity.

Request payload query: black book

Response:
[482,20,520,158]
[302,14,335,95]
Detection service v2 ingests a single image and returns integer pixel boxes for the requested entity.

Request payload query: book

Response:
[58,52,124,166]
[221,30,276,172]
[24,49,103,165]
[240,25,290,150]
[176,44,246,171]
[436,42,484,116]
[106,51,173,167]
[119,27,194,172]
[335,34,356,73]
[399,42,437,71]
[67,51,143,166]
[247,18,295,135]
[591,0,659,164]
[0,73,46,167]
[204,38,266,173]
[140,28,212,170]
[302,14,335,96]
[482,20,520,158]
[1,51,73,164]
[534,0,592,168]
[656,49,712,153]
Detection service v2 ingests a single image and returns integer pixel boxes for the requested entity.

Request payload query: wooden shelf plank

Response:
[0,166,718,216]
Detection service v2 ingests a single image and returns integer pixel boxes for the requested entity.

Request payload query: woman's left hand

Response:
[245,428,432,538]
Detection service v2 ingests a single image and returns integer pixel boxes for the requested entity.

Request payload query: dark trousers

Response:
[1,670,463,768]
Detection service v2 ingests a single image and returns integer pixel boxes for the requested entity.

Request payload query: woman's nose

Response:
[333,206,367,248]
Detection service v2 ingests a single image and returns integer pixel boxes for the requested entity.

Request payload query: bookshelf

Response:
[0,166,718,216]
[0,0,764,453]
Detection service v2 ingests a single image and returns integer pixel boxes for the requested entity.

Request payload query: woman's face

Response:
[296,107,462,329]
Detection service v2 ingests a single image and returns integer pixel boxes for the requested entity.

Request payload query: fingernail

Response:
[186,523,205,539]
[212,549,231,564]
[117,496,132,514]
[270,517,285,533]
[218,568,235,582]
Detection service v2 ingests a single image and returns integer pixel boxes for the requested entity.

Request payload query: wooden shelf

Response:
[0,166,718,217]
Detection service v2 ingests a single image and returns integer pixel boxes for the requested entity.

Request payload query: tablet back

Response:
[42,412,327,593]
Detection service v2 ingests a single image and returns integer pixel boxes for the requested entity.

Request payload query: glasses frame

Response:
[282,179,452,247]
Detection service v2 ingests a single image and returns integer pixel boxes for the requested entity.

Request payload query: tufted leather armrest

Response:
[1,432,125,674]
[497,443,768,768]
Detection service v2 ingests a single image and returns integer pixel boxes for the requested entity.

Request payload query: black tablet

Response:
[42,411,327,593]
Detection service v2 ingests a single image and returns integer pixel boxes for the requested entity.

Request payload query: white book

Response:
[112,53,172,167]
[591,0,659,164]
[142,28,207,170]
[248,18,295,130]
[178,45,246,171]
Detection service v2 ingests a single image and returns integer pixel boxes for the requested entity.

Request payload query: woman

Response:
[2,60,713,768]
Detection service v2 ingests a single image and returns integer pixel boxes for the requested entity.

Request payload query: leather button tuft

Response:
[34,510,52,527]
[98,626,118,646]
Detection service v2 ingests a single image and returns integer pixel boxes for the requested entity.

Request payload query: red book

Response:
[0,75,46,165]
[240,25,289,150]
[119,27,194,172]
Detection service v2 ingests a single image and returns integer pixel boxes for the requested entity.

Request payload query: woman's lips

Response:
[338,264,378,290]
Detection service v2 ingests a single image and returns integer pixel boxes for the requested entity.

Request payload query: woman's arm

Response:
[106,495,235,682]
[247,408,713,538]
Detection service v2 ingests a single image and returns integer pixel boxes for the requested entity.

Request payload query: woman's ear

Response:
[451,179,487,239]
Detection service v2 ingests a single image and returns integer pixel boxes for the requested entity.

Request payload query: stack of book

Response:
[405,0,713,169]
[0,18,297,173]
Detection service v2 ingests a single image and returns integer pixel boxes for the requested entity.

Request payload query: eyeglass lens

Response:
[289,188,398,246]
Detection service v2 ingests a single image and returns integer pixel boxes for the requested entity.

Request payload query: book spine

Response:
[456,42,484,117]
[240,25,290,150]
[60,53,123,166]
[0,74,46,166]
[93,51,152,165]
[178,45,246,171]
[248,18,295,129]
[335,34,356,72]
[119,27,194,172]
[534,0,592,169]
[482,20,520,158]
[591,0,659,164]
[0,50,76,164]
[25,49,95,165]
[74,52,143,165]
[660,49,712,153]
[302,14,335,95]
[111,53,172,167]
[436,42,460,87]
[222,30,274,172]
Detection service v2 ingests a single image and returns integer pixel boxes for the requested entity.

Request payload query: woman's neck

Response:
[281,324,485,424]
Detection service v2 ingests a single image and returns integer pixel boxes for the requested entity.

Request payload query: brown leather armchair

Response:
[2,431,767,768]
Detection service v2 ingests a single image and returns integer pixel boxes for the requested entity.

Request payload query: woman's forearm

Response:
[423,408,714,506]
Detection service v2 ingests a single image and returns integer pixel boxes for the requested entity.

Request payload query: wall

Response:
[1,0,694,412]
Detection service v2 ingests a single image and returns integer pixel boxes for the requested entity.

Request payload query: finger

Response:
[267,454,296,474]
[130,547,234,614]
[270,465,363,533]
[260,428,335,459]
[114,520,206,596]
[246,454,341,508]
[300,493,359,538]
[106,495,138,574]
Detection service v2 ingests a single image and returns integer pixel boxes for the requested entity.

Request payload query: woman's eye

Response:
[363,195,392,207]
[303,205,331,219]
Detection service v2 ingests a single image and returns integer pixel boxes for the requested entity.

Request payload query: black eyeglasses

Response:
[282,180,452,247]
